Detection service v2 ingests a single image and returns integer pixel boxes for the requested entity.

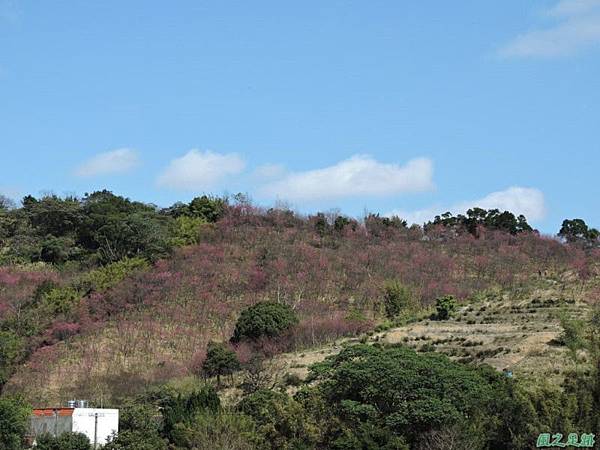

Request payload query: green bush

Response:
[170,215,207,246]
[42,286,80,315]
[434,295,457,320]
[382,281,414,319]
[169,410,260,450]
[231,302,298,342]
[76,257,149,293]
[237,389,318,450]
[35,432,91,450]
[283,372,303,387]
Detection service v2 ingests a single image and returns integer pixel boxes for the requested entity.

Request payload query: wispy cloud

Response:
[499,0,600,58]
[259,155,434,202]
[157,149,245,191]
[74,148,140,177]
[388,186,547,225]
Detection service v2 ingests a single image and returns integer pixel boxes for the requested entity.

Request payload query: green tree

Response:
[104,403,166,450]
[306,344,526,448]
[161,386,221,440]
[237,389,318,450]
[434,295,457,320]
[188,195,227,222]
[0,396,31,450]
[201,341,241,386]
[231,302,298,342]
[79,190,173,263]
[559,219,599,245]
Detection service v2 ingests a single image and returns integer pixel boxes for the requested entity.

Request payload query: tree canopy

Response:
[231,302,298,342]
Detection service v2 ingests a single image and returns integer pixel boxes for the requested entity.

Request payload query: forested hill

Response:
[1,191,599,449]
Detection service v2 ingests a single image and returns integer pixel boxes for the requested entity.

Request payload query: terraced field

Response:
[275,279,594,388]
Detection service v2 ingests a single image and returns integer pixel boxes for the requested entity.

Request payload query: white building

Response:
[30,404,119,448]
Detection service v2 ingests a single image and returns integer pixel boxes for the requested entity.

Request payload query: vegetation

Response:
[434,295,458,320]
[382,280,414,319]
[559,218,600,247]
[428,207,533,236]
[35,432,91,450]
[231,302,299,342]
[0,396,30,450]
[200,341,240,386]
[0,192,599,449]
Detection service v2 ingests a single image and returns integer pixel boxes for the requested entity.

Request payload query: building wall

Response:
[72,408,119,446]
[30,414,73,438]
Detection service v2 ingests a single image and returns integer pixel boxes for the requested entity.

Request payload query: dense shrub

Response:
[104,430,167,450]
[237,389,318,450]
[35,432,91,450]
[306,344,530,448]
[161,386,221,440]
[169,410,259,450]
[382,281,414,318]
[0,396,31,450]
[231,302,299,342]
[434,295,457,320]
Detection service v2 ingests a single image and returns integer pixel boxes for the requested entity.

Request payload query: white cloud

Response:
[548,0,600,17]
[253,163,287,180]
[157,149,246,191]
[388,186,547,225]
[74,148,140,177]
[259,155,434,201]
[499,0,600,58]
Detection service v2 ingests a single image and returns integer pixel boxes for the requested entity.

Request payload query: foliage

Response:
[104,431,167,450]
[237,389,319,450]
[76,257,149,294]
[429,208,533,236]
[434,295,457,320]
[231,302,299,342]
[188,195,228,222]
[382,281,414,319]
[0,331,22,389]
[0,396,31,450]
[559,218,599,246]
[161,386,221,440]
[169,410,260,450]
[306,344,531,448]
[35,432,91,450]
[170,215,207,246]
[201,341,241,386]
[558,315,586,352]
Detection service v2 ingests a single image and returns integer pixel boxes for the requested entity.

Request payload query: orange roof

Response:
[33,408,74,417]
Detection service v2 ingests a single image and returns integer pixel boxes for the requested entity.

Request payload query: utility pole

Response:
[94,412,98,449]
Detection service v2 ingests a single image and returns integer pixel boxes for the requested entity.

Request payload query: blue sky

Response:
[1,0,599,233]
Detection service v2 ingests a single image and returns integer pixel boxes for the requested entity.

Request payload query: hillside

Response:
[271,275,596,390]
[1,196,598,404]
[2,193,600,449]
